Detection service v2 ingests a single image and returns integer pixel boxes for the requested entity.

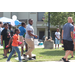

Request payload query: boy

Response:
[18,22,26,55]
[23,24,28,52]
[1,23,11,58]
[7,29,22,62]
[55,28,60,49]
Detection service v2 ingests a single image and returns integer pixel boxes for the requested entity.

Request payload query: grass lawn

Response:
[0,47,75,62]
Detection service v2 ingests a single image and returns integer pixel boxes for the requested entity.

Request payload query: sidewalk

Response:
[0,44,62,49]
[44,60,75,62]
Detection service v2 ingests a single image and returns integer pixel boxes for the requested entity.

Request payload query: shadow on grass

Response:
[40,50,65,56]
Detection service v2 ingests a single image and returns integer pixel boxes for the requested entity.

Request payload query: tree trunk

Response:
[59,25,61,32]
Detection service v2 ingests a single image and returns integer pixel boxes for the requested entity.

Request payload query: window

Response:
[37,12,45,21]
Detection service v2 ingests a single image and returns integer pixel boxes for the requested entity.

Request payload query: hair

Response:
[21,22,26,26]
[4,23,8,27]
[15,28,19,33]
[0,22,2,24]
[29,19,33,21]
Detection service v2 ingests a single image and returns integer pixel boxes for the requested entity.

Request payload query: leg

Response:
[25,38,35,58]
[58,39,60,49]
[21,46,23,55]
[64,50,71,61]
[25,43,28,51]
[55,39,57,49]
[70,51,73,57]
[5,49,7,56]
[7,49,9,53]
[19,35,24,55]
[4,49,5,56]
[3,40,6,56]
[58,44,59,49]
[14,47,21,62]
[55,44,56,49]
[7,47,15,61]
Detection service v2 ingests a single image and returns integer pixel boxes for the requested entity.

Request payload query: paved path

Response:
[44,60,75,62]
[0,44,62,49]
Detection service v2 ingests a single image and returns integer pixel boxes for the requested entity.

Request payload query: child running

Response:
[7,29,22,62]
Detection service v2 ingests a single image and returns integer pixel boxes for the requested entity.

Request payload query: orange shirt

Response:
[12,34,19,46]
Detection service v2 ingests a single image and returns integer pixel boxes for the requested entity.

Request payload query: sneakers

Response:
[29,58,35,60]
[71,56,74,58]
[61,58,70,62]
[23,54,28,60]
[6,61,11,62]
[4,56,8,58]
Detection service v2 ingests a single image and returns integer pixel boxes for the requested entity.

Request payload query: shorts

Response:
[18,35,24,47]
[63,40,74,51]
[3,40,11,49]
[55,38,60,44]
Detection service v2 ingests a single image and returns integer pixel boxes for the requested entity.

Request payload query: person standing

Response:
[18,22,26,55]
[23,19,37,60]
[0,22,3,45]
[61,17,74,62]
[1,23,11,58]
[55,28,60,49]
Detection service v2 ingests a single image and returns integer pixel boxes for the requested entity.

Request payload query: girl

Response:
[7,29,22,62]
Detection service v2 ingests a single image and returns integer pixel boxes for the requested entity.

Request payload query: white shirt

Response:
[25,24,34,39]
[55,32,60,39]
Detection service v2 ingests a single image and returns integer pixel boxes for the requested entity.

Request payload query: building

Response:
[0,12,62,41]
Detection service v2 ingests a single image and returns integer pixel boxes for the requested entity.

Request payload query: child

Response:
[55,28,60,49]
[7,29,22,62]
[1,23,11,58]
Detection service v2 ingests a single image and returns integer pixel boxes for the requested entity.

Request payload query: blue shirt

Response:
[62,23,74,41]
[19,26,26,36]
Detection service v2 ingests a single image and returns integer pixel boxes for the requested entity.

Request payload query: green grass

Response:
[0,47,75,62]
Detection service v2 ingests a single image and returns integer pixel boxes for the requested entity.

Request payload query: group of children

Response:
[1,22,28,62]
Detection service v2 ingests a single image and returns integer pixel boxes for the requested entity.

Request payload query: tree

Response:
[43,12,75,29]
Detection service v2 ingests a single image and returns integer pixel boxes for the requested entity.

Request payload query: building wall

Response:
[0,12,3,17]
[17,12,29,19]
[3,12,11,18]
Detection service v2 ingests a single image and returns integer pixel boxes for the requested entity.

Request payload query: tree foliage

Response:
[43,12,75,27]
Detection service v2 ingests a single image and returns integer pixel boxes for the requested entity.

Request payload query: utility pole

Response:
[48,12,50,39]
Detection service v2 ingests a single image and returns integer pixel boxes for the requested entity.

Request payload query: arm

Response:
[1,35,3,45]
[55,35,59,39]
[71,26,74,43]
[61,30,64,44]
[28,30,37,38]
[7,37,13,47]
[71,31,74,43]
[62,30,64,39]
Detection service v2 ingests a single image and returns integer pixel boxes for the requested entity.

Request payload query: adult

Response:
[23,19,37,60]
[70,22,74,58]
[18,22,26,55]
[55,28,60,49]
[0,22,3,45]
[61,17,74,62]
[1,23,11,58]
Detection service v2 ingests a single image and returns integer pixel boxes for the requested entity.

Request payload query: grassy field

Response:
[0,47,75,62]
